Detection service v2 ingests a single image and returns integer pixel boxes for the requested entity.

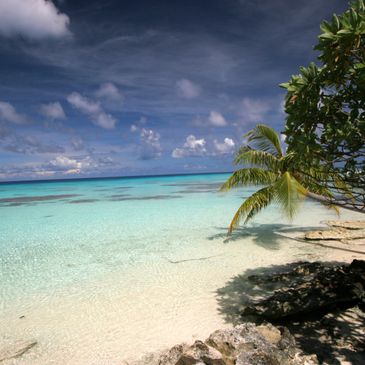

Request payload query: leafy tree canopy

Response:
[281,0,365,211]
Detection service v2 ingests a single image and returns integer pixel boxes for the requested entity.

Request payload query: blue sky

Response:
[0,0,348,181]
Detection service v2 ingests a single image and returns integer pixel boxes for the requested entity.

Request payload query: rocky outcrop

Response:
[154,323,318,365]
[175,340,225,365]
[326,220,365,230]
[242,260,365,320]
[305,220,365,243]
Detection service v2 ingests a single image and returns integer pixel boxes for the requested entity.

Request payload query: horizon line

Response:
[0,170,234,185]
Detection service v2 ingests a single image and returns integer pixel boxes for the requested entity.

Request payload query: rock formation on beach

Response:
[305,220,365,244]
[238,259,365,364]
[143,259,365,365]
[136,323,318,365]
[242,260,365,319]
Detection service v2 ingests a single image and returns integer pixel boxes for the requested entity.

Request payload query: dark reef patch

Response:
[110,194,182,201]
[175,189,216,194]
[109,194,130,198]
[68,199,99,204]
[163,182,224,189]
[95,186,133,192]
[0,194,81,207]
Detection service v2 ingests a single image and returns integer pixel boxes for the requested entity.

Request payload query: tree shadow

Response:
[215,261,365,364]
[207,223,324,251]
[208,223,365,255]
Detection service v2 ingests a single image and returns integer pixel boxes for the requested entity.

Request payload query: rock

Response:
[247,262,323,285]
[0,340,37,362]
[175,340,225,365]
[206,324,266,365]
[242,260,365,320]
[235,350,281,365]
[305,228,365,241]
[205,323,315,365]
[304,220,365,243]
[326,220,365,230]
[158,344,187,365]
[149,323,317,365]
[256,324,281,344]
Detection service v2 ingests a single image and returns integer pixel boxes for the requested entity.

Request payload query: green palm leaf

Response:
[220,168,277,191]
[228,186,275,234]
[274,172,308,219]
[244,124,283,158]
[234,147,280,171]
[222,123,345,233]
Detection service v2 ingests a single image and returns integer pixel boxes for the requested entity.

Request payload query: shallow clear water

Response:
[0,173,362,364]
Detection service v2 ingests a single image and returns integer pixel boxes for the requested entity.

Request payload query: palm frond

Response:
[274,172,308,219]
[228,186,275,234]
[244,124,283,158]
[220,168,277,191]
[332,174,355,201]
[234,147,280,171]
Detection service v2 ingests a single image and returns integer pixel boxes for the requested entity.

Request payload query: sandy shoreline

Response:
[1,215,364,365]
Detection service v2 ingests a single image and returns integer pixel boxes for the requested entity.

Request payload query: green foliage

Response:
[221,125,336,233]
[281,0,365,209]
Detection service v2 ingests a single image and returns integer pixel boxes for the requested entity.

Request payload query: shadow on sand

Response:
[207,223,325,250]
[208,223,365,256]
[215,261,365,364]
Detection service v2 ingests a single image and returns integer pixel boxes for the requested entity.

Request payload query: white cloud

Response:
[192,111,228,128]
[130,116,147,133]
[171,149,184,158]
[67,92,116,129]
[40,102,66,120]
[0,154,119,181]
[130,124,138,132]
[239,97,270,124]
[50,155,83,170]
[208,110,227,127]
[176,79,201,99]
[172,135,207,158]
[96,83,124,103]
[0,0,71,40]
[280,134,286,143]
[0,101,28,124]
[213,138,235,154]
[48,155,96,175]
[139,128,162,160]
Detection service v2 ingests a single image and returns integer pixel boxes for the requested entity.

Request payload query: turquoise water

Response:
[0,173,362,364]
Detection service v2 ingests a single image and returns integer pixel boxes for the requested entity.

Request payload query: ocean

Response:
[0,173,361,364]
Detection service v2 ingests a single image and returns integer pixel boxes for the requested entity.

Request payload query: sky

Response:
[0,0,348,181]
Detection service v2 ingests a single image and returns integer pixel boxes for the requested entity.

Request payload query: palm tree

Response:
[220,124,341,234]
